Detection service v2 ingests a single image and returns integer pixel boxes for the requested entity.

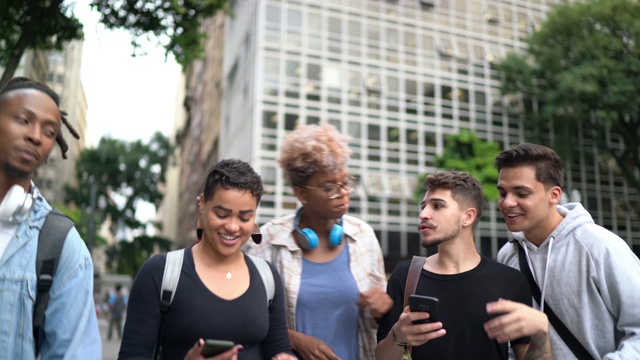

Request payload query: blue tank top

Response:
[296,245,360,360]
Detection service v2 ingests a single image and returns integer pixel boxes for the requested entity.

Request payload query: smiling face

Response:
[0,89,60,184]
[199,187,258,257]
[418,188,469,248]
[497,165,563,244]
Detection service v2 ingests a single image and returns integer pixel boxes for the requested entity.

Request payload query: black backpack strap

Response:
[34,208,74,355]
[517,243,594,360]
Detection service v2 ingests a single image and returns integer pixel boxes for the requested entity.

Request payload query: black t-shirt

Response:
[119,247,291,359]
[378,256,532,360]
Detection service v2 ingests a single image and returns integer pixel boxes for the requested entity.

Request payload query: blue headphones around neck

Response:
[294,207,343,250]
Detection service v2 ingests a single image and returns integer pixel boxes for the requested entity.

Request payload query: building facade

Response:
[174,0,640,264]
[36,40,87,205]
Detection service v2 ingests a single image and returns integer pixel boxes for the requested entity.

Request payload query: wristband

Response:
[391,324,411,360]
[391,324,408,346]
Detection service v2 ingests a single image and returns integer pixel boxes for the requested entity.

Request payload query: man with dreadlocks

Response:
[0,77,101,357]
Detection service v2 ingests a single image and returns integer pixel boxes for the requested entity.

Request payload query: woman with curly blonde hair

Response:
[246,122,391,360]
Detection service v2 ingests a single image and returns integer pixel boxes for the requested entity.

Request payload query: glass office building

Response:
[184,0,640,264]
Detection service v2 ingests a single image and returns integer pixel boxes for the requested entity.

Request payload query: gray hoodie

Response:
[497,202,640,359]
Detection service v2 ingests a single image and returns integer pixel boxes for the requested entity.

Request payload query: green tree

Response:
[0,0,83,87]
[90,0,228,65]
[0,0,228,87]
[66,132,174,276]
[115,235,172,276]
[52,203,107,248]
[498,0,640,213]
[415,130,501,202]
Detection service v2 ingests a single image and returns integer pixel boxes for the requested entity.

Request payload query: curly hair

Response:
[0,77,80,159]
[279,121,352,186]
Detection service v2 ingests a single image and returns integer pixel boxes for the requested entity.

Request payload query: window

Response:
[284,113,298,130]
[308,12,322,31]
[421,34,434,54]
[364,74,382,93]
[368,124,381,141]
[264,57,279,75]
[348,70,361,87]
[329,16,341,35]
[348,20,361,38]
[286,9,302,28]
[307,63,321,81]
[286,60,301,77]
[387,76,399,94]
[324,65,341,90]
[266,5,281,23]
[263,111,277,129]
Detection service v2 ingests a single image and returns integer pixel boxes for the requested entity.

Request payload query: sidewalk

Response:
[99,317,122,360]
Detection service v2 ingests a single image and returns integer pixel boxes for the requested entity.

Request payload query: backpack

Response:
[33,209,75,356]
[111,293,127,317]
[152,249,275,359]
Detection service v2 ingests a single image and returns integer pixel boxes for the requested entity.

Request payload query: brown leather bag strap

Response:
[402,255,426,357]
[403,256,427,308]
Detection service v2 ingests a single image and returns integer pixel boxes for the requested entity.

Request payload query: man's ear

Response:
[549,186,562,205]
[462,207,477,227]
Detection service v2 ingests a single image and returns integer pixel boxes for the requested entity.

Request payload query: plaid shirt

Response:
[245,214,387,360]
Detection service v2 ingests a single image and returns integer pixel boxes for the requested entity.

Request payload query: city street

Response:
[99,316,122,359]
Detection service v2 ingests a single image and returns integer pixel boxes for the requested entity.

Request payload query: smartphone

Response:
[408,294,441,324]
[201,339,235,358]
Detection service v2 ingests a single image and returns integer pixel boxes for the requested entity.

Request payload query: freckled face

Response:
[199,188,258,257]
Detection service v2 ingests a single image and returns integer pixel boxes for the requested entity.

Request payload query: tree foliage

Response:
[0,0,83,87]
[66,132,174,276]
[53,203,107,248]
[498,0,640,205]
[415,130,501,203]
[90,0,228,66]
[0,0,228,85]
[66,132,173,230]
[112,235,172,276]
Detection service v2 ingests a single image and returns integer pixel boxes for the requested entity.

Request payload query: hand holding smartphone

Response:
[201,339,235,358]
[408,294,441,324]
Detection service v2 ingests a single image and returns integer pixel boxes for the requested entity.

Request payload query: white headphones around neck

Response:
[0,184,34,223]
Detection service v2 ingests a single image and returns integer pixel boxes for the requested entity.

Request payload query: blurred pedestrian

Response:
[108,284,127,341]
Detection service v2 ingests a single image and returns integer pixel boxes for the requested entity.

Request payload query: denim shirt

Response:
[0,187,101,359]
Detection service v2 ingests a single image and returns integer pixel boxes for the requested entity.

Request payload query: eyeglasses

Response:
[299,176,358,199]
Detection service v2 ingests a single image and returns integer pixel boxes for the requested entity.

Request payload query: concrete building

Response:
[172,0,640,264]
[6,48,50,82]
[36,40,87,205]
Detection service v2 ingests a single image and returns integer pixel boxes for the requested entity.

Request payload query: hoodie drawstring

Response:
[522,236,554,312]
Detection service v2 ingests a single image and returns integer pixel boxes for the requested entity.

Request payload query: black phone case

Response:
[202,339,235,357]
[409,295,441,324]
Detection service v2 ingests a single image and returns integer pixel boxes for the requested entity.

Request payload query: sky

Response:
[72,1,183,225]
[73,1,182,147]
